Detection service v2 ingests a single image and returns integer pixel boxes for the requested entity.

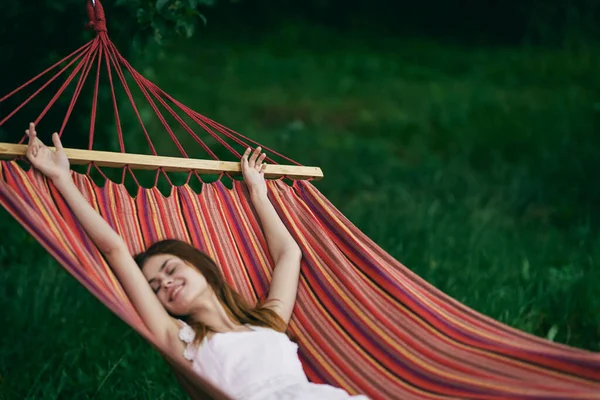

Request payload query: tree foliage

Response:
[116,0,226,44]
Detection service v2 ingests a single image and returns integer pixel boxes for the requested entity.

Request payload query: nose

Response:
[163,276,174,287]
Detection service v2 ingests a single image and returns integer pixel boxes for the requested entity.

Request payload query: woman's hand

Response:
[241,147,267,197]
[25,122,70,183]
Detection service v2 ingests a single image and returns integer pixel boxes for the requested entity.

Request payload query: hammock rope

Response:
[3,0,306,182]
[1,1,599,399]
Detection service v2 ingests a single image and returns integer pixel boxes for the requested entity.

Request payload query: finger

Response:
[26,124,35,143]
[26,124,43,148]
[30,122,37,139]
[26,135,37,151]
[249,147,261,165]
[52,133,63,151]
[255,159,266,171]
[29,144,37,158]
[241,148,251,168]
[26,136,39,152]
[256,153,267,167]
[260,163,267,174]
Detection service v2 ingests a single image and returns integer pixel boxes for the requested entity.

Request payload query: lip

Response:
[170,283,183,302]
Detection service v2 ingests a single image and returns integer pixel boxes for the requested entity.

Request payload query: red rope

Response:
[34,40,100,138]
[137,75,249,160]
[142,79,302,166]
[1,0,305,181]
[86,45,104,176]
[101,37,145,184]
[106,42,219,161]
[126,165,142,188]
[0,42,92,104]
[124,64,192,159]
[91,162,109,181]
[1,42,94,130]
[59,41,100,137]
[129,67,220,160]
[103,40,154,156]
[88,44,104,151]
[109,44,297,166]
[102,40,174,185]
[203,117,303,166]
[86,0,107,33]
[101,40,126,153]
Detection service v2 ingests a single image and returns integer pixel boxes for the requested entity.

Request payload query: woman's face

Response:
[142,254,209,316]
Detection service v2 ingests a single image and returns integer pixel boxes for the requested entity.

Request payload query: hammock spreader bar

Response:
[0,143,324,180]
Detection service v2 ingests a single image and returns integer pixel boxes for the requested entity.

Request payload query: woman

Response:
[25,123,368,400]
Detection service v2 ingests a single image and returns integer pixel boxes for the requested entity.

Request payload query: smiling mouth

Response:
[170,283,184,302]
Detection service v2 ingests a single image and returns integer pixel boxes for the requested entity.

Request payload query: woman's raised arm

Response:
[25,123,179,344]
[242,147,303,324]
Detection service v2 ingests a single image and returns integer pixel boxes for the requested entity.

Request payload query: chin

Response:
[168,304,189,317]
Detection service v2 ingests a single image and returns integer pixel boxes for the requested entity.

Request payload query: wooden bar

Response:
[0,142,324,180]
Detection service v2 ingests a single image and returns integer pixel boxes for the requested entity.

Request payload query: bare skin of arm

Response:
[241,147,303,324]
[25,123,181,348]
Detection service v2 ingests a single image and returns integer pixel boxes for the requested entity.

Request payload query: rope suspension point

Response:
[86,0,107,33]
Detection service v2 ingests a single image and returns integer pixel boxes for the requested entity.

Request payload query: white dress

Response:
[178,321,370,400]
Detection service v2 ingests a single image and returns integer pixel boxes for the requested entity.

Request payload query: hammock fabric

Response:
[1,2,599,399]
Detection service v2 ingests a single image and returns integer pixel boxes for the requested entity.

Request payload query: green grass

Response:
[1,26,599,398]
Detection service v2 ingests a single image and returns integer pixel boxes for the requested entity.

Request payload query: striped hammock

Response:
[1,1,599,399]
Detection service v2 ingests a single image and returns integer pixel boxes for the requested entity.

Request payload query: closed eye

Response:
[149,260,175,293]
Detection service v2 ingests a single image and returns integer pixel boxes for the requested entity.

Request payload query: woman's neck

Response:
[189,291,240,332]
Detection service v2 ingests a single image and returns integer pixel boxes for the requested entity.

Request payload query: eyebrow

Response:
[148,259,171,285]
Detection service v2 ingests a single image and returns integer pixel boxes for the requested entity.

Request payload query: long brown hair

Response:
[134,239,288,343]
